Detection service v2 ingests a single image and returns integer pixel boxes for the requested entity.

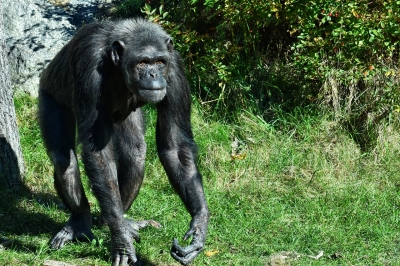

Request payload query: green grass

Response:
[1,94,400,265]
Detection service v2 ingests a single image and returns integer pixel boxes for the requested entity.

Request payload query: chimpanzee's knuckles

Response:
[171,248,202,265]
[171,238,205,265]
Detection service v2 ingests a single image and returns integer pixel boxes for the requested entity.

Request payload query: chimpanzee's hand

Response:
[171,217,207,265]
[110,220,140,266]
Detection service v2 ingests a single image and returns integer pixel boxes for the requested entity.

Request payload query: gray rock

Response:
[4,0,112,95]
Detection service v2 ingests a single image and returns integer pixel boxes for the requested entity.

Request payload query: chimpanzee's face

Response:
[129,45,169,104]
[111,39,172,104]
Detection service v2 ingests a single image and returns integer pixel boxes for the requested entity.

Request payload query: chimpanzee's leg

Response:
[80,108,143,265]
[114,109,146,211]
[113,109,161,229]
[38,90,93,249]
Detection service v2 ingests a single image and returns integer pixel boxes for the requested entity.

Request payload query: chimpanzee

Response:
[38,18,209,265]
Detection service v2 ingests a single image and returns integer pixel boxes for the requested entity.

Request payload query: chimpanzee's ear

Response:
[165,38,173,53]
[111,40,126,66]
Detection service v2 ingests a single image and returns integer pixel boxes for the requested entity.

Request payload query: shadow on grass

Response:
[0,184,61,236]
[0,185,157,265]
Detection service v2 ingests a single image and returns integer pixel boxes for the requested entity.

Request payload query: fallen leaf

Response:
[205,249,219,257]
[231,153,247,160]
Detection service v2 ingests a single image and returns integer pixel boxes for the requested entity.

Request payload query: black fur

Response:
[38,18,209,266]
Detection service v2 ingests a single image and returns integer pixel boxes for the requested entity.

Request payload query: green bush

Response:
[285,0,400,150]
[115,0,400,149]
[116,0,288,117]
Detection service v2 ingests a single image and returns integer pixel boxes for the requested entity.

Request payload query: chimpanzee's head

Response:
[110,21,173,104]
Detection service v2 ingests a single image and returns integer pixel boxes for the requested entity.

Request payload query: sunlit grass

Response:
[1,94,400,265]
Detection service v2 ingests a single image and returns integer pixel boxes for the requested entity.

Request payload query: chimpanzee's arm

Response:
[156,57,209,265]
[74,69,140,265]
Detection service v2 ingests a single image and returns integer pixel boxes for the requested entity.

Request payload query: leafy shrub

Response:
[285,0,400,150]
[115,0,287,117]
[115,0,400,149]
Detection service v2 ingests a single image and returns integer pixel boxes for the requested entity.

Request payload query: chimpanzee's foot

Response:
[110,218,161,266]
[50,214,94,249]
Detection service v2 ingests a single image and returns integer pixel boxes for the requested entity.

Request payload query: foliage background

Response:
[116,0,400,151]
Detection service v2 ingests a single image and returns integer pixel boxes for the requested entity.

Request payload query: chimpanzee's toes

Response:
[50,227,74,249]
[50,225,94,249]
